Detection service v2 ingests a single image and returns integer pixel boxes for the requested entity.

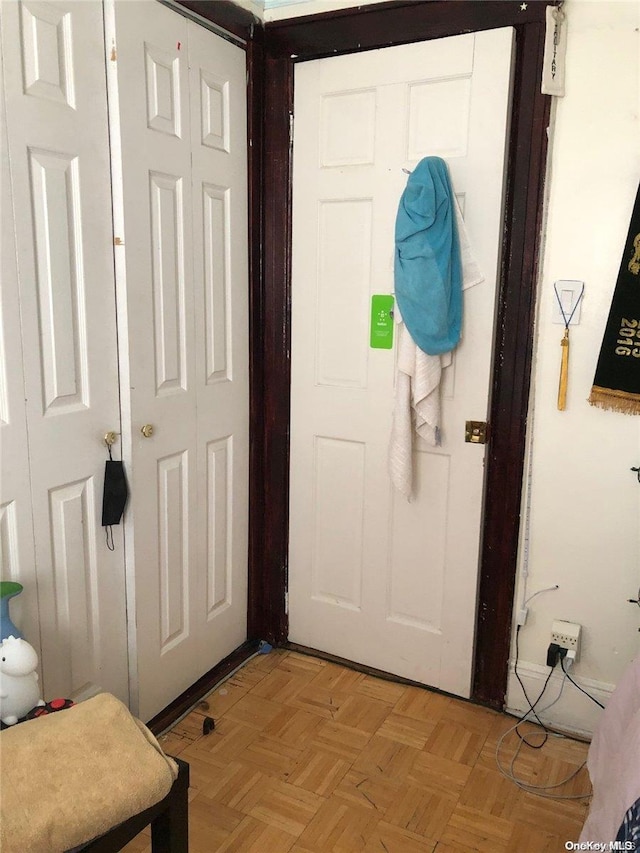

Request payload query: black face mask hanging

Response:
[102,442,129,550]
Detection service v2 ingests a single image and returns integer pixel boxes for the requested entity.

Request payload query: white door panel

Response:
[289,30,514,697]
[189,23,250,669]
[109,3,196,720]
[108,0,249,721]
[1,0,128,703]
[0,84,41,657]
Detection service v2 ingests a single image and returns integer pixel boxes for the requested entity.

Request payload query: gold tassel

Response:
[557,328,569,410]
[588,386,640,415]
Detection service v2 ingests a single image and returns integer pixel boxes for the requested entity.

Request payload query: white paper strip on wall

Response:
[541,4,567,97]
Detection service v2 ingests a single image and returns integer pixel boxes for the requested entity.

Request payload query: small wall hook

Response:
[104,431,120,448]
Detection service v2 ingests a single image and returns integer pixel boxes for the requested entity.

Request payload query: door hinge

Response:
[289,112,294,145]
[284,591,289,615]
[110,42,117,62]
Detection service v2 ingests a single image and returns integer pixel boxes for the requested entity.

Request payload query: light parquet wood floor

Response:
[124,650,591,853]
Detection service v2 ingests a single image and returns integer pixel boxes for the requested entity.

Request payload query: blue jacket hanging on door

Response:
[394,157,462,355]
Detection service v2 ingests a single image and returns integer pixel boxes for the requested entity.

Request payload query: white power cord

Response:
[496,662,591,800]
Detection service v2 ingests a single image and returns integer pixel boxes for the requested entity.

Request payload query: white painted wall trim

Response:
[505,658,615,739]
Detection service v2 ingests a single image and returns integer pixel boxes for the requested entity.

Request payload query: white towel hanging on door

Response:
[389,198,483,499]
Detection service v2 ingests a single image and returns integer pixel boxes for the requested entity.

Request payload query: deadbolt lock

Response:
[465,421,489,444]
[141,424,155,438]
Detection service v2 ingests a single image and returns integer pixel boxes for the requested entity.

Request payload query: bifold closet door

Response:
[0,0,129,704]
[107,0,249,721]
[1,77,41,665]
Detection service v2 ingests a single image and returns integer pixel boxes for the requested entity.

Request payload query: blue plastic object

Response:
[0,582,24,642]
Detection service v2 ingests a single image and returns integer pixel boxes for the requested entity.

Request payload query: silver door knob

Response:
[141,424,155,438]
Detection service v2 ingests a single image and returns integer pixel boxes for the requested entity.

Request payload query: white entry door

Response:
[289,31,514,697]
[0,0,129,704]
[107,1,249,721]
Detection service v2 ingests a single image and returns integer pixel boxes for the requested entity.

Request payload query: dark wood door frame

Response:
[254,0,552,710]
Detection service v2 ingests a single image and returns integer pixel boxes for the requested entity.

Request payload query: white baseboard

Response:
[505,659,615,738]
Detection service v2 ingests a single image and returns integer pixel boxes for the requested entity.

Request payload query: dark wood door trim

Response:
[265,0,549,57]
[473,17,551,706]
[258,1,552,709]
[248,51,295,645]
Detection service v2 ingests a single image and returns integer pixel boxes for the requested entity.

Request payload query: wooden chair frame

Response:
[73,758,189,853]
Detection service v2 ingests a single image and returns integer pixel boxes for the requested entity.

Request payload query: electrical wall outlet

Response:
[551,620,581,663]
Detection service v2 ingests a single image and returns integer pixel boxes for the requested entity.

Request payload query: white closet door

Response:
[0,80,41,656]
[0,0,128,704]
[108,0,249,721]
[188,22,250,690]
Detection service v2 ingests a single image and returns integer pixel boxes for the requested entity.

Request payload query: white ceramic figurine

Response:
[0,635,44,725]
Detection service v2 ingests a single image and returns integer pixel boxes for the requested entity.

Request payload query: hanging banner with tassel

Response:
[588,183,640,414]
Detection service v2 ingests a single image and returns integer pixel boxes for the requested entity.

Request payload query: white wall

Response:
[256,0,640,733]
[231,0,264,20]
[506,0,640,735]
